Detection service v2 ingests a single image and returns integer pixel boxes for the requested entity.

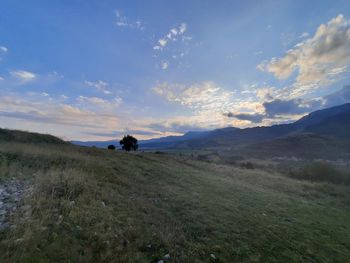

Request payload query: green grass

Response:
[0,141,350,262]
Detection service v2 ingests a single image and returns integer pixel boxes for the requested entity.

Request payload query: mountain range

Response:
[72,103,350,155]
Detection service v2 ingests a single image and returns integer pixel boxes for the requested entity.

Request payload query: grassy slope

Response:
[0,142,349,262]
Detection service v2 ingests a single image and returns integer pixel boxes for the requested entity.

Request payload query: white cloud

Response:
[153,23,188,50]
[158,38,168,47]
[0,93,129,140]
[259,14,350,97]
[10,70,36,82]
[299,32,309,38]
[152,81,234,112]
[0,95,118,129]
[0,46,8,52]
[161,61,169,70]
[85,80,112,95]
[77,95,123,109]
[179,23,187,34]
[115,10,144,30]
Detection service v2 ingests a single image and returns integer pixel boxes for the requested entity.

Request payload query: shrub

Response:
[107,145,116,150]
[240,161,255,169]
[119,135,138,151]
[289,162,350,184]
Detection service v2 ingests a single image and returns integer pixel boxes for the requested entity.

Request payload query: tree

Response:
[107,144,116,150]
[119,135,138,151]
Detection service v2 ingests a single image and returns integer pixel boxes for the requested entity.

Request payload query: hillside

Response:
[0,128,66,144]
[0,130,350,262]
[240,133,350,160]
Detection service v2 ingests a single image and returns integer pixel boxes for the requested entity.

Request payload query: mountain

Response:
[71,130,212,149]
[71,103,350,150]
[139,130,213,149]
[293,102,350,128]
[179,103,350,149]
[71,139,116,148]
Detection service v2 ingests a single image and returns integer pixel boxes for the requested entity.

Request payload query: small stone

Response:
[14,238,24,244]
[164,254,171,260]
[210,253,216,259]
[262,213,267,216]
[101,201,106,207]
[157,260,164,263]
[146,244,152,249]
[0,222,9,230]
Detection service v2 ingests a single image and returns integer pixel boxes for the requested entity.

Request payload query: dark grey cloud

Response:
[263,86,350,117]
[223,112,265,123]
[223,85,350,124]
[263,98,321,117]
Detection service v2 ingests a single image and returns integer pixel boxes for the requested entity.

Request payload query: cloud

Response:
[77,95,123,109]
[323,85,350,107]
[152,81,233,112]
[179,23,187,34]
[259,14,350,97]
[84,129,161,137]
[147,120,209,134]
[115,10,144,30]
[161,61,169,70]
[299,32,309,38]
[85,80,112,95]
[263,98,319,117]
[153,23,187,50]
[223,112,265,123]
[0,46,8,52]
[0,95,119,130]
[10,70,36,82]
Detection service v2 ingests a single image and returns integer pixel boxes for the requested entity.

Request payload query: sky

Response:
[1,0,350,141]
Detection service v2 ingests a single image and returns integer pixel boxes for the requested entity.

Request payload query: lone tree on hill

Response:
[119,135,138,151]
[107,144,116,150]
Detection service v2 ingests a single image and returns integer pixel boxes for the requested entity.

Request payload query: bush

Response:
[107,145,116,150]
[240,161,255,169]
[119,135,138,151]
[289,162,350,184]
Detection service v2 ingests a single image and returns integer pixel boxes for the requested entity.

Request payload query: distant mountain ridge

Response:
[71,103,350,150]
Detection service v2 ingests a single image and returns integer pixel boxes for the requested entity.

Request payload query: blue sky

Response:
[0,0,350,140]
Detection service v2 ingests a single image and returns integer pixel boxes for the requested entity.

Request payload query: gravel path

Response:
[0,178,25,230]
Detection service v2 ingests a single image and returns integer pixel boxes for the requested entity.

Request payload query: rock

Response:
[210,253,216,260]
[14,238,24,244]
[164,254,171,260]
[157,260,164,263]
[146,244,152,249]
[101,201,106,207]
[0,222,9,230]
[0,179,26,230]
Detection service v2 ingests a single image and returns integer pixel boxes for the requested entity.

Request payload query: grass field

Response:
[0,141,350,262]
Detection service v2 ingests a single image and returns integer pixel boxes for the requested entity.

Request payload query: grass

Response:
[0,141,350,262]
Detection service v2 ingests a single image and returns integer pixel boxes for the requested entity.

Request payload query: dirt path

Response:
[0,178,25,230]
